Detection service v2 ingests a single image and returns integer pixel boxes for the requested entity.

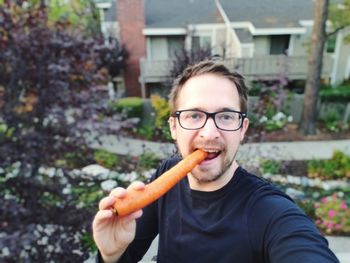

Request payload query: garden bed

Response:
[1,146,349,261]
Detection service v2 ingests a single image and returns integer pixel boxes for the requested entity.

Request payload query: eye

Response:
[182,111,204,121]
[218,112,235,121]
[190,112,201,119]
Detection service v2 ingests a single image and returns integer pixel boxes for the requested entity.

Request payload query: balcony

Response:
[140,55,333,83]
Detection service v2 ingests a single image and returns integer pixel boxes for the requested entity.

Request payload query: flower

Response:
[328,209,336,218]
[259,116,268,123]
[315,195,350,235]
[340,202,347,210]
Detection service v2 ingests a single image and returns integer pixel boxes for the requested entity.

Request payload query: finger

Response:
[121,209,143,221]
[93,209,115,228]
[127,181,145,191]
[99,196,116,210]
[109,187,128,198]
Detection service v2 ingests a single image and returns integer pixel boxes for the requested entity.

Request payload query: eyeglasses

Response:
[172,109,247,131]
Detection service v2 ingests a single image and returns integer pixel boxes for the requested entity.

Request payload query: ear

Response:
[240,117,249,141]
[168,116,177,140]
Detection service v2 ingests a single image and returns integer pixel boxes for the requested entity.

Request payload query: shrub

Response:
[314,194,350,235]
[150,95,173,141]
[297,199,317,221]
[94,149,119,169]
[258,111,293,132]
[320,85,350,103]
[138,152,160,170]
[307,150,350,180]
[150,95,170,129]
[260,159,280,174]
[0,1,128,170]
[111,97,144,118]
[137,125,154,140]
[319,105,349,132]
[249,77,293,134]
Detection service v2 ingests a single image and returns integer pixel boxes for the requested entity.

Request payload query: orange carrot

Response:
[113,149,208,217]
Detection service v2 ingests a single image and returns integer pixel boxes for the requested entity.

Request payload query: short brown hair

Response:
[168,60,248,114]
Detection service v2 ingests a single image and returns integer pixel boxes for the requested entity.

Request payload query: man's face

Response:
[169,73,249,186]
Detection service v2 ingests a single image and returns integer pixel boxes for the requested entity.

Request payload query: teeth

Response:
[205,150,220,153]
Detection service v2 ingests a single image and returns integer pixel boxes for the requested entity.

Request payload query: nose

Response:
[198,117,220,140]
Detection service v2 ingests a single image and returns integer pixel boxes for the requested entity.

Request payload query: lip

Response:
[197,149,222,165]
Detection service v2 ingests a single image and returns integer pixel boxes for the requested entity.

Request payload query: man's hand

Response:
[92,182,145,263]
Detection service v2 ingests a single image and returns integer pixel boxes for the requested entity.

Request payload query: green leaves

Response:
[307,150,350,180]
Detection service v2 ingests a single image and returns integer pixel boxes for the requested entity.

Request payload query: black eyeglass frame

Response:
[172,109,247,131]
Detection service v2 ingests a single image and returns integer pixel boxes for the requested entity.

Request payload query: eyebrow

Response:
[184,107,239,112]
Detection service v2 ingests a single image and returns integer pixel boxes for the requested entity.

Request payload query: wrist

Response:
[100,245,127,263]
[100,253,120,263]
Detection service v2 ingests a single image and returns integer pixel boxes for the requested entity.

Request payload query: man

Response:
[93,60,339,263]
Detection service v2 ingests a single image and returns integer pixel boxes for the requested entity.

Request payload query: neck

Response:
[188,161,239,192]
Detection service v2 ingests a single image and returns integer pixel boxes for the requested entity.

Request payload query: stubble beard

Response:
[174,140,237,184]
[192,150,236,183]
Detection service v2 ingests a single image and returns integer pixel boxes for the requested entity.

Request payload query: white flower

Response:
[2,247,10,257]
[259,116,268,123]
[287,115,293,122]
[272,112,286,122]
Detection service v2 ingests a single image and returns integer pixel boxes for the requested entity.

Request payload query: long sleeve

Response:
[247,194,339,263]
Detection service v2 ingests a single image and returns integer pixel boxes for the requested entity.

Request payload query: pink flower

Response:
[327,222,334,230]
[340,202,347,210]
[321,197,328,204]
[335,224,342,230]
[328,209,336,218]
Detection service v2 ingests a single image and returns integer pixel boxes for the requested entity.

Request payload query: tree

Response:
[300,0,350,135]
[328,0,350,40]
[167,45,212,89]
[48,0,101,35]
[0,1,129,261]
[300,0,329,135]
[0,0,128,170]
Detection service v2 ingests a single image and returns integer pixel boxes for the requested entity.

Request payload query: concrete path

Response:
[90,135,350,161]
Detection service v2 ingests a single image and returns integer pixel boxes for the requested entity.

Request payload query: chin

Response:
[192,168,222,183]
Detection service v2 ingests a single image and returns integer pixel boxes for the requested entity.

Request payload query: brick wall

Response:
[116,0,146,97]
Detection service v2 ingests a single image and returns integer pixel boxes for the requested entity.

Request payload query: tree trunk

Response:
[300,0,329,135]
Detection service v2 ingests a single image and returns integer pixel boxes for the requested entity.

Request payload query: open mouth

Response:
[196,149,221,161]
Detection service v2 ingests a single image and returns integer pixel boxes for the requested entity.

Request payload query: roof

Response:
[220,0,314,29]
[102,0,314,29]
[235,29,253,43]
[145,0,223,28]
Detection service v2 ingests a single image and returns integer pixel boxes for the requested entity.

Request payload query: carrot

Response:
[113,149,208,217]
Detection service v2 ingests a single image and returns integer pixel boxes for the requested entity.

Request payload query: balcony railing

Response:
[140,55,333,83]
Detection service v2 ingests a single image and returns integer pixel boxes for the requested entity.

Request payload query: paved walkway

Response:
[89,135,350,262]
[90,135,350,161]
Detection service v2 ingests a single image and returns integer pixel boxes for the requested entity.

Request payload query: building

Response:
[96,0,350,98]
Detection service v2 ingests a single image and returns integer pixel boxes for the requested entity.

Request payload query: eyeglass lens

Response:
[178,110,243,131]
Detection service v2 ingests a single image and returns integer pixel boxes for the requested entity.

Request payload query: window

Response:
[167,37,185,58]
[270,35,290,55]
[326,35,336,53]
[191,36,211,52]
